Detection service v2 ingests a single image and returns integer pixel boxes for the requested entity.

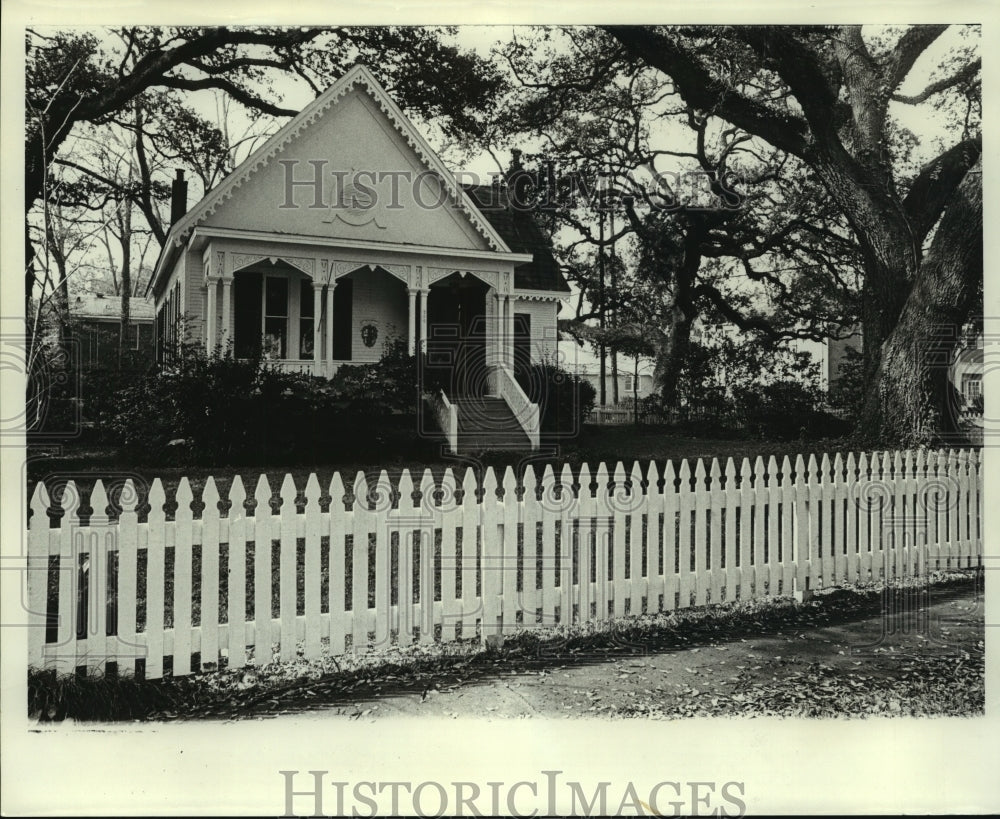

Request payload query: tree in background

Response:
[497,30,861,412]
[604,25,981,444]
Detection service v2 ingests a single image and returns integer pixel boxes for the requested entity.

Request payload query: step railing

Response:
[488,363,540,450]
[427,389,458,453]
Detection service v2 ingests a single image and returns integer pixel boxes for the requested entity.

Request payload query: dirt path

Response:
[273,583,983,721]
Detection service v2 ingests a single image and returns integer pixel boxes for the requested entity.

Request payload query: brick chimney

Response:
[170,169,188,226]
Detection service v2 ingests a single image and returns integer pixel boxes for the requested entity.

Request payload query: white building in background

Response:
[950,331,984,406]
[557,338,655,404]
[691,319,863,395]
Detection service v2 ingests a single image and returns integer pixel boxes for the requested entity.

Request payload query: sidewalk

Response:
[331,584,983,719]
[186,578,981,722]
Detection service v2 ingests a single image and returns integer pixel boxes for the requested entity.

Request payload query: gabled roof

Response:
[149,64,515,295]
[463,184,570,293]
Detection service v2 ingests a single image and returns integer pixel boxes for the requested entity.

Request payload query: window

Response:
[299,280,315,360]
[263,276,288,359]
[963,374,982,400]
[513,313,531,378]
[333,278,353,361]
[173,281,180,342]
[624,375,634,393]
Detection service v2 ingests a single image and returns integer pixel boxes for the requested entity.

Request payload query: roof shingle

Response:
[463,184,570,292]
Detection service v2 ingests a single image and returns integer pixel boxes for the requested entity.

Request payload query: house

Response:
[68,293,155,369]
[818,323,983,415]
[557,338,655,406]
[949,329,984,407]
[691,319,862,396]
[814,326,863,395]
[146,64,570,451]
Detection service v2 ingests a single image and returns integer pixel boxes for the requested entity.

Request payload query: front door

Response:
[427,273,487,397]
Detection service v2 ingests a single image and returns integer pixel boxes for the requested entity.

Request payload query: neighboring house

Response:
[691,319,862,396]
[557,338,655,405]
[813,326,863,394]
[818,323,983,413]
[948,327,984,410]
[952,342,983,405]
[68,293,155,369]
[146,64,570,450]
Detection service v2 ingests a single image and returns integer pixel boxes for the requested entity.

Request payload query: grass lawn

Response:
[26,424,854,511]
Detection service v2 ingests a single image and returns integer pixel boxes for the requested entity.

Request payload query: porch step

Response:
[452,396,531,452]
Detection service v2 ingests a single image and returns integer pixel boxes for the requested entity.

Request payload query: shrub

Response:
[97,340,431,466]
[105,350,320,464]
[517,360,596,438]
[327,338,419,418]
[733,379,847,440]
[828,345,865,419]
[27,348,157,444]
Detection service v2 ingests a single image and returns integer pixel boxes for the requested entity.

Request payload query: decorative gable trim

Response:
[162,64,510,257]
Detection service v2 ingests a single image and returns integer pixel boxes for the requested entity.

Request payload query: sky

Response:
[177,24,976,190]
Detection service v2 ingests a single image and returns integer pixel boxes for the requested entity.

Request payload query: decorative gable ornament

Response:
[321,168,388,230]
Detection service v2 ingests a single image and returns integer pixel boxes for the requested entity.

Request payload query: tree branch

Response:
[902,135,982,242]
[885,24,949,91]
[892,57,980,104]
[604,26,812,159]
[155,75,299,117]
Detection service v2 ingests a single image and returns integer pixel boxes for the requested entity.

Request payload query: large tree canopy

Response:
[495,28,864,409]
[26,26,503,212]
[489,25,980,444]
[600,25,981,443]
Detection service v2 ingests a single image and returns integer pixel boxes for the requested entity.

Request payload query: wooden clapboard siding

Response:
[26,448,984,680]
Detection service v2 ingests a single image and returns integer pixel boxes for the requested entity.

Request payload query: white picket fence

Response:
[27,449,982,680]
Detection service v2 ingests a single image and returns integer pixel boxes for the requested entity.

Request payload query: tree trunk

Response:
[857,161,982,444]
[633,356,640,426]
[655,229,700,408]
[119,242,132,369]
[650,303,694,409]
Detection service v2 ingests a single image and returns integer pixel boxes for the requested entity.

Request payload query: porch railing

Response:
[261,359,352,378]
[489,363,540,450]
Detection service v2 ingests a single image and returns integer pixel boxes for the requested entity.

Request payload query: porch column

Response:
[205,276,218,353]
[505,295,515,368]
[418,289,428,353]
[407,288,417,356]
[312,282,323,367]
[325,283,335,371]
[220,277,232,351]
[494,292,504,367]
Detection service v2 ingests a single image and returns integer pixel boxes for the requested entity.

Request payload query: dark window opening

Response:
[300,279,315,361]
[233,272,263,359]
[333,278,353,361]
